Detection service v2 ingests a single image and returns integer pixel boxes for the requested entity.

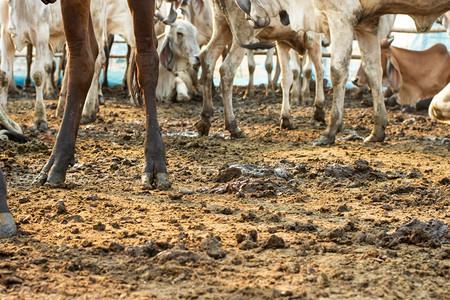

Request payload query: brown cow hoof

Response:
[0,212,17,238]
[280,117,293,130]
[364,132,385,143]
[33,120,48,131]
[142,172,171,190]
[195,119,210,136]
[313,135,335,146]
[313,107,326,125]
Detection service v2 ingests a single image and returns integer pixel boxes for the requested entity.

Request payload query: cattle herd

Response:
[0,0,449,244]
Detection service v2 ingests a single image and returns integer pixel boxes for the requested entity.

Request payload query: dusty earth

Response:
[0,84,449,299]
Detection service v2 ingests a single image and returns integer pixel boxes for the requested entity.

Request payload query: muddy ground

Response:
[0,84,449,299]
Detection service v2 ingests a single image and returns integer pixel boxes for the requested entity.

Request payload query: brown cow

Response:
[38,0,171,190]
[353,37,450,107]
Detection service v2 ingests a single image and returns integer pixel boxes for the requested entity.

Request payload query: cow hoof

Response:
[364,132,385,143]
[195,119,211,136]
[33,172,48,186]
[0,212,17,238]
[176,94,190,102]
[80,114,96,125]
[45,171,67,188]
[313,135,335,146]
[33,121,48,131]
[230,130,246,139]
[313,108,326,125]
[99,95,105,105]
[280,117,293,130]
[142,172,171,190]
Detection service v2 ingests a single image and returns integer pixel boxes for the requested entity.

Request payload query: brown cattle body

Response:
[38,0,170,189]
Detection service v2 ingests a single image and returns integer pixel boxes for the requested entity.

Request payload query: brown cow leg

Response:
[0,168,17,238]
[36,0,98,186]
[127,0,169,190]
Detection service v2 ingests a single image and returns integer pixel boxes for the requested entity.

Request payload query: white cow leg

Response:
[265,47,275,96]
[300,54,312,105]
[306,32,326,125]
[219,42,246,138]
[81,52,103,124]
[244,49,255,99]
[356,30,388,142]
[315,18,353,145]
[290,51,301,105]
[56,66,69,118]
[31,47,48,131]
[277,43,294,130]
[43,46,57,99]
[175,76,189,102]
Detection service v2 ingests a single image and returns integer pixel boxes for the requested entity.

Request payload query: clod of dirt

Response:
[125,241,160,257]
[379,218,449,248]
[56,200,67,215]
[337,204,351,212]
[285,221,317,232]
[248,230,258,242]
[218,207,233,215]
[261,235,286,249]
[93,223,106,231]
[239,240,258,250]
[0,272,23,286]
[200,237,227,259]
[316,273,329,287]
[329,228,345,239]
[215,167,242,183]
[439,177,450,185]
[236,234,246,244]
[154,250,204,265]
[17,198,30,204]
[108,242,125,252]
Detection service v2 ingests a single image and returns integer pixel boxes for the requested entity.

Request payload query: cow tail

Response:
[128,50,143,107]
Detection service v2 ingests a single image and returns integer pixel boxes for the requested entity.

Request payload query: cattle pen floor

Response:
[0,85,449,299]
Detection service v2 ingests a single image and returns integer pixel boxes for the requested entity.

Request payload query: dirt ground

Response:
[0,84,448,299]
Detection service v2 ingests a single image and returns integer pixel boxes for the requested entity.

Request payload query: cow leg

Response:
[43,46,57,99]
[265,47,275,96]
[290,51,301,105]
[315,16,353,145]
[56,65,69,118]
[32,28,51,131]
[356,31,388,142]
[272,54,281,91]
[0,168,16,238]
[306,32,326,125]
[36,0,98,187]
[102,34,114,88]
[220,42,247,138]
[244,49,255,99]
[300,54,311,105]
[0,29,22,134]
[25,44,33,88]
[277,42,294,130]
[128,0,169,189]
[196,19,231,136]
[81,47,104,124]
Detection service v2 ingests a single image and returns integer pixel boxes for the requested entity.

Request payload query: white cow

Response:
[196,0,325,137]
[236,0,450,144]
[429,82,450,124]
[0,0,65,133]
[155,20,201,103]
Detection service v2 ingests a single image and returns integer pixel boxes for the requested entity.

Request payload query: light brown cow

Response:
[353,38,450,107]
